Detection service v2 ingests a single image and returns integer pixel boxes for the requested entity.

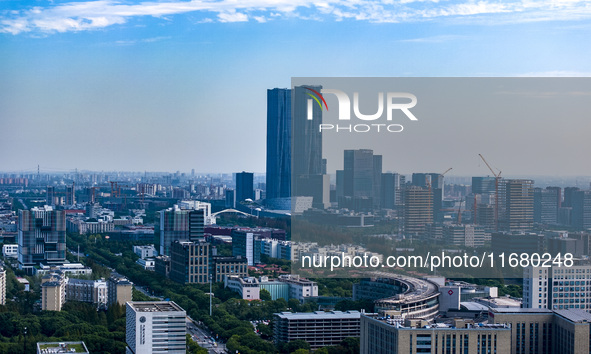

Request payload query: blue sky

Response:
[1,0,591,174]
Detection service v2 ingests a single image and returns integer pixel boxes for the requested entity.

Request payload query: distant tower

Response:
[236,171,254,202]
[502,179,534,231]
[266,88,292,202]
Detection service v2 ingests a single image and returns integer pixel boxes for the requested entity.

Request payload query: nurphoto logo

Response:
[307,88,419,133]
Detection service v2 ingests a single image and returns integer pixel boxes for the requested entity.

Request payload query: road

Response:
[134,285,164,300]
[186,317,227,354]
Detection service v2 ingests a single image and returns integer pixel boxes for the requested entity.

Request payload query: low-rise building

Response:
[225,276,261,300]
[37,341,90,354]
[2,244,18,258]
[278,274,318,302]
[133,245,157,259]
[360,314,511,354]
[490,308,591,354]
[274,311,361,349]
[66,278,108,306]
[136,258,155,271]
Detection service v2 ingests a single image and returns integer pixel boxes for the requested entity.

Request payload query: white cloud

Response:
[218,11,249,23]
[2,0,591,35]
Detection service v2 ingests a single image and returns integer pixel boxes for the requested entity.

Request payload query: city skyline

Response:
[2,1,591,174]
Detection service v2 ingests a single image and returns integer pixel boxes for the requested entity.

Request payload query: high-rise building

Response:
[412,173,444,222]
[337,149,382,211]
[404,186,432,235]
[292,85,323,179]
[564,187,580,208]
[381,173,404,209]
[46,186,55,206]
[501,179,534,231]
[232,229,261,266]
[65,183,75,205]
[126,301,186,354]
[169,241,210,284]
[472,176,497,194]
[534,187,560,224]
[18,206,66,273]
[266,86,327,210]
[236,171,254,202]
[225,189,236,209]
[571,190,591,231]
[266,88,292,203]
[159,203,209,256]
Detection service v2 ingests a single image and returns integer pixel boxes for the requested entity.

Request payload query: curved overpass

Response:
[359,271,440,320]
[211,209,256,217]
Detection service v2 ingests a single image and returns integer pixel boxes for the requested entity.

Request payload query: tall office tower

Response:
[534,187,560,224]
[563,187,580,207]
[236,171,254,202]
[412,173,444,222]
[18,206,66,273]
[381,173,404,209]
[65,183,75,205]
[404,186,433,235]
[501,179,534,232]
[126,301,186,354]
[159,205,207,256]
[46,186,55,206]
[292,85,328,209]
[266,88,292,203]
[292,85,323,178]
[571,190,591,230]
[0,266,5,305]
[547,186,562,209]
[472,176,497,194]
[266,86,328,210]
[337,149,382,211]
[169,241,210,284]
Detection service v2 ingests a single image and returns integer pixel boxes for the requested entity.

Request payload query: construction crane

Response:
[478,154,502,231]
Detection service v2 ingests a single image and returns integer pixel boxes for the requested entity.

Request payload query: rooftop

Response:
[555,309,591,323]
[128,301,185,313]
[37,341,89,354]
[275,311,361,320]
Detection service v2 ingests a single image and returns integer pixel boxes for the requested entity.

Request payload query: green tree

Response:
[260,289,272,301]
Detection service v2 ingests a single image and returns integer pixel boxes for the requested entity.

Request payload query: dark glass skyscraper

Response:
[266,86,327,210]
[266,88,292,201]
[236,171,254,202]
